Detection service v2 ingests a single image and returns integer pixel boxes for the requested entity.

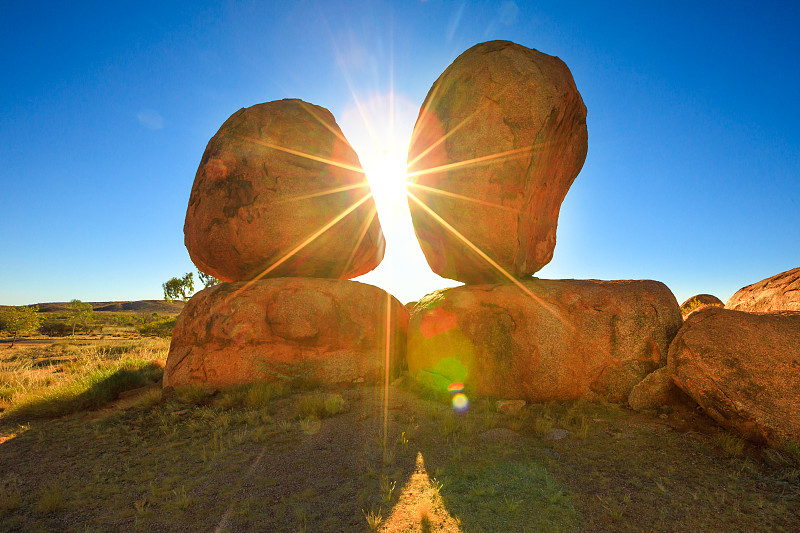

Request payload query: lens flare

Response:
[452,393,469,413]
[447,382,464,393]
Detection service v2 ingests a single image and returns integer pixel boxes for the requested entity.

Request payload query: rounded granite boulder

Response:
[184,99,385,282]
[407,279,682,403]
[164,278,408,388]
[726,267,800,313]
[406,41,588,284]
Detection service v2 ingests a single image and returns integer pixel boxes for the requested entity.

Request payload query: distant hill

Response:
[1,300,185,314]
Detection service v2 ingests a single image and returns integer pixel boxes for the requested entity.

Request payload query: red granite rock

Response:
[669,306,800,444]
[164,279,408,388]
[184,99,385,282]
[406,41,588,284]
[726,267,800,312]
[407,279,681,402]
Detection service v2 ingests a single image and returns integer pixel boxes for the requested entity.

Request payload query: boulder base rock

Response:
[406,40,588,284]
[164,279,408,388]
[680,294,723,319]
[184,98,385,282]
[628,367,675,411]
[726,267,800,312]
[407,279,681,402]
[669,307,800,444]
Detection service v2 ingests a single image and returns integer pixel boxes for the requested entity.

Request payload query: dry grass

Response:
[0,343,798,531]
[0,338,167,420]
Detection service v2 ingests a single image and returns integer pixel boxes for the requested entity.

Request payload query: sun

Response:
[360,144,408,227]
[338,91,418,239]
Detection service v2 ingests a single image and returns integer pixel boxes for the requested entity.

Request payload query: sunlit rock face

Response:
[406,41,588,284]
[669,307,800,444]
[184,99,385,282]
[725,267,800,312]
[164,279,408,388]
[407,279,681,402]
[680,293,724,319]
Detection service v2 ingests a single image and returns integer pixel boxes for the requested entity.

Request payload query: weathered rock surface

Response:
[680,294,723,319]
[669,307,800,443]
[496,399,526,415]
[406,40,588,284]
[184,99,385,282]
[407,279,681,402]
[628,367,675,411]
[164,279,408,388]
[726,267,800,313]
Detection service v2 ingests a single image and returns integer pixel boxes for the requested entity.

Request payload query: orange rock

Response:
[407,279,681,402]
[163,279,408,388]
[680,294,723,319]
[406,41,588,284]
[668,307,800,444]
[184,99,385,282]
[726,267,800,312]
[628,367,675,411]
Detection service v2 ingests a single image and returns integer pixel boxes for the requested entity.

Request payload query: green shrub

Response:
[137,317,177,337]
[39,319,72,337]
[324,393,346,416]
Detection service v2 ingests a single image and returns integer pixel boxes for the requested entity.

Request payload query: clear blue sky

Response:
[1,1,798,307]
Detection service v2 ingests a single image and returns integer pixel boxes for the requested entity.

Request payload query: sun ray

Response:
[382,291,392,468]
[275,182,369,204]
[234,135,365,174]
[321,22,383,154]
[407,83,517,170]
[295,99,352,146]
[407,191,571,326]
[406,79,445,154]
[406,110,474,171]
[406,145,534,179]
[340,206,378,277]
[380,452,463,531]
[406,182,519,213]
[220,192,375,307]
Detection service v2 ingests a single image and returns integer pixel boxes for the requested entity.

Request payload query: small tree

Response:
[66,299,94,337]
[163,273,195,302]
[198,271,220,289]
[0,305,43,347]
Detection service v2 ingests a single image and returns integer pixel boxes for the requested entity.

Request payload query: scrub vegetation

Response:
[0,337,798,532]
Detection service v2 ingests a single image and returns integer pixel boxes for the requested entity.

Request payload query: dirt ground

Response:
[0,378,798,532]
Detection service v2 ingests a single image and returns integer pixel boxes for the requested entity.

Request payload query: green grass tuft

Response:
[172,384,208,405]
[35,482,64,514]
[713,432,745,457]
[296,393,347,419]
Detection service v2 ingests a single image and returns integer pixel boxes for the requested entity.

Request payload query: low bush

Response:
[137,317,177,337]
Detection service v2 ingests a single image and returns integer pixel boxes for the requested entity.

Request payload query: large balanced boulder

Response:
[725,267,800,312]
[406,41,588,284]
[407,279,681,402]
[184,99,385,282]
[680,293,723,319]
[669,307,800,444]
[164,279,408,388]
